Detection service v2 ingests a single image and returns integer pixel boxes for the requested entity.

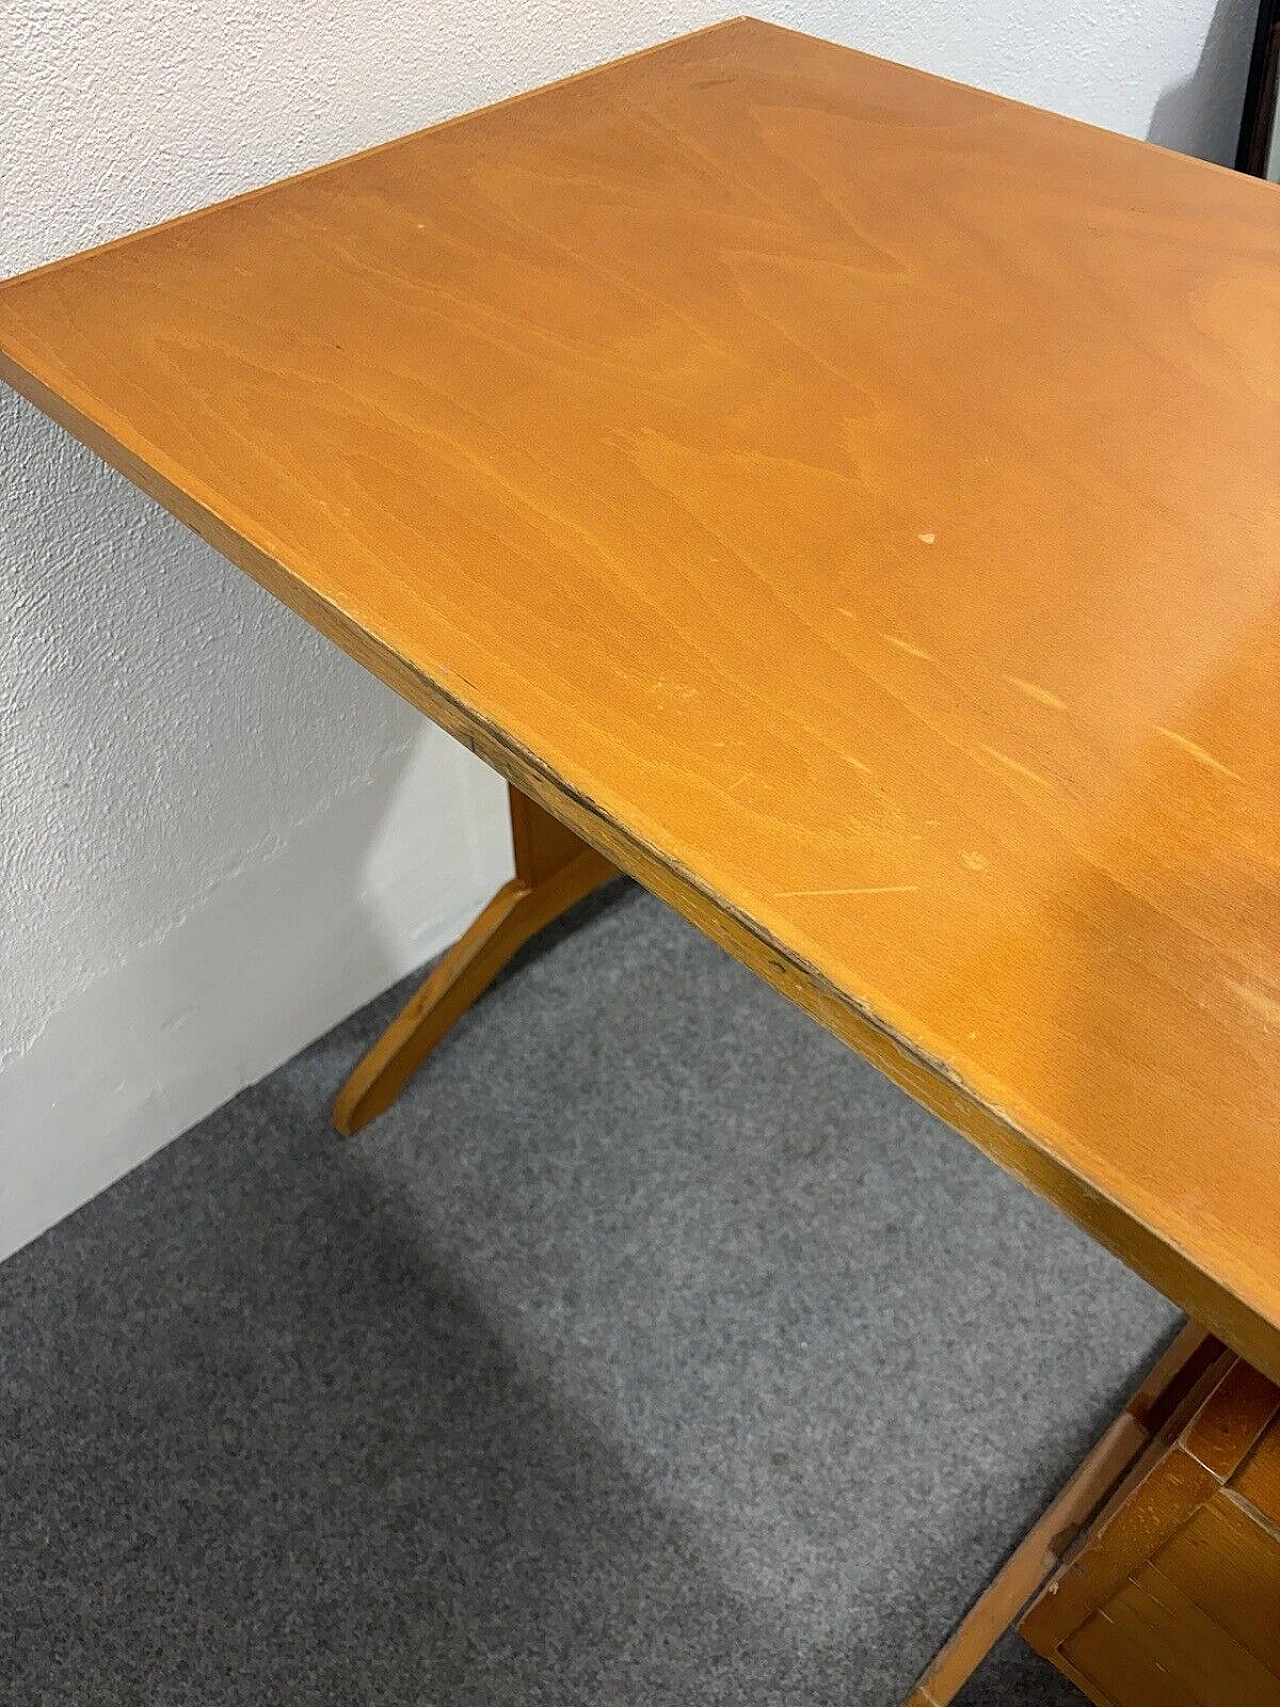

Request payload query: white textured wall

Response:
[0,0,1256,1261]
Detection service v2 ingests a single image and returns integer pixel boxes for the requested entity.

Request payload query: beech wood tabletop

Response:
[2,19,1278,1374]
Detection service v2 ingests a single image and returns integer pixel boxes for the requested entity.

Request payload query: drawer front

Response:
[1021,1355,1280,1707]
[1236,1404,1280,1528]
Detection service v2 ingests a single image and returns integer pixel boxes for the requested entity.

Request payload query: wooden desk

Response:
[2,20,1277,1695]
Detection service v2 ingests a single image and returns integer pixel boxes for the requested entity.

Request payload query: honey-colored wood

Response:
[1156,1494,1280,1673]
[2,20,1278,1371]
[1057,1611,1202,1707]
[903,1322,1215,1707]
[1183,1356,1280,1475]
[1235,1406,1280,1525]
[333,785,615,1134]
[1064,1572,1280,1707]
[1120,1322,1227,1438]
[1021,1352,1280,1705]
[507,786,595,889]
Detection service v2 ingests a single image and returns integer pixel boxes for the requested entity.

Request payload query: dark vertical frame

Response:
[1237,0,1280,173]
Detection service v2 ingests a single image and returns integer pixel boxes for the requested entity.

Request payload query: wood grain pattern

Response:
[2,20,1278,1369]
[1064,1569,1280,1707]
[1155,1493,1280,1674]
[1183,1356,1280,1476]
[1021,1401,1221,1655]
[1235,1406,1280,1525]
[1023,1350,1280,1705]
[1058,1610,1203,1707]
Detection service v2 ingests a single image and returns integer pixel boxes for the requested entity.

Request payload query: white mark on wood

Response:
[961,851,988,871]
[1155,726,1241,781]
[884,635,934,662]
[1226,979,1280,1028]
[980,745,1054,791]
[777,884,919,899]
[650,677,697,701]
[917,531,936,544]
[1005,675,1068,711]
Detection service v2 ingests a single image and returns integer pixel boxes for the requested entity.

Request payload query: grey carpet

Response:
[1,880,1178,1706]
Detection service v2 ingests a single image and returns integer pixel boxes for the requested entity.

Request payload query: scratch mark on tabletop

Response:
[884,635,934,662]
[961,851,988,871]
[1225,979,1280,1027]
[1006,675,1068,711]
[777,884,919,899]
[980,745,1054,791]
[1155,726,1241,781]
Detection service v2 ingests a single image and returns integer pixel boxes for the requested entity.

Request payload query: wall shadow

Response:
[1147,0,1257,162]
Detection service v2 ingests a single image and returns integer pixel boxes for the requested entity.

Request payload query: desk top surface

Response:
[3,18,1278,1369]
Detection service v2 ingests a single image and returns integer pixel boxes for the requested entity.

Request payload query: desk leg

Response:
[902,1320,1217,1706]
[333,785,617,1135]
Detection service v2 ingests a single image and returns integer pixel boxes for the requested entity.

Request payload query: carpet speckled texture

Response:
[1,881,1178,1705]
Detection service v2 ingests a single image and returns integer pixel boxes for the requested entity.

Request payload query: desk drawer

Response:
[1020,1355,1280,1706]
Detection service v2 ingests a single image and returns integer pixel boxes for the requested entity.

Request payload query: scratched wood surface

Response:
[2,19,1278,1372]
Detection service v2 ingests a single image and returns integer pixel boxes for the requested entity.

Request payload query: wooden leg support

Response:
[333,785,617,1135]
[902,1320,1218,1706]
